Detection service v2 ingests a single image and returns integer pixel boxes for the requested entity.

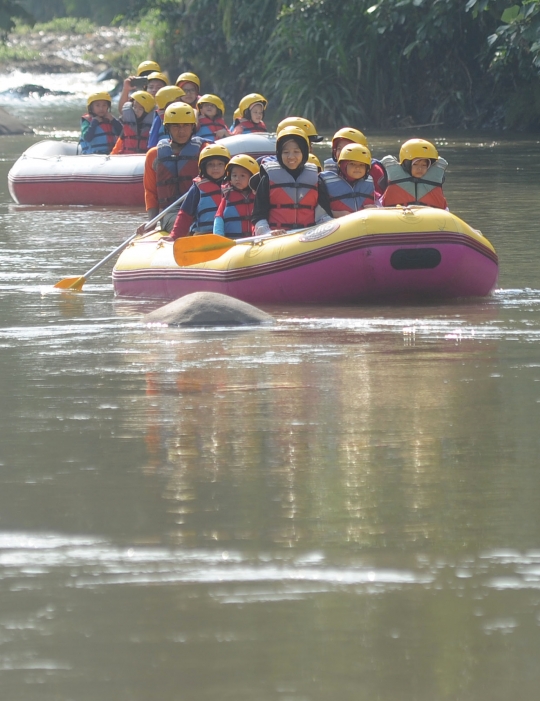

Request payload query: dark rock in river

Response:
[0,107,33,135]
[0,84,71,99]
[144,292,274,327]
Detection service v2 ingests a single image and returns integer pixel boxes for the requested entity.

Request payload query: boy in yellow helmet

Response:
[79,91,122,154]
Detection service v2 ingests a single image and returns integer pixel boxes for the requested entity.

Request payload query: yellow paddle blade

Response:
[53,276,86,291]
[173,234,235,267]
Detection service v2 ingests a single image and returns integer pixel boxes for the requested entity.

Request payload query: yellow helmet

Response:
[145,71,168,85]
[277,117,322,142]
[276,125,310,152]
[197,94,225,115]
[176,72,201,89]
[130,91,155,113]
[307,153,322,171]
[399,139,438,163]
[164,103,197,125]
[238,93,268,115]
[137,60,161,76]
[226,154,260,178]
[87,91,111,110]
[155,85,186,110]
[337,143,372,167]
[332,127,368,148]
[199,143,231,175]
[233,107,241,121]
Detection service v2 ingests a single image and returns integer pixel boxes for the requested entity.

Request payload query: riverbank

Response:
[0,23,142,74]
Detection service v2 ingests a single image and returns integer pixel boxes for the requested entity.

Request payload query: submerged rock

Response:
[144,291,274,327]
[0,106,32,135]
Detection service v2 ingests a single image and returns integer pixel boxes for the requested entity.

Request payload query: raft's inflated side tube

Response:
[113,207,498,303]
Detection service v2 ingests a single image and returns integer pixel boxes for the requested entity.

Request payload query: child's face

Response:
[334,138,352,160]
[249,104,264,123]
[147,79,166,96]
[180,82,199,104]
[345,161,367,180]
[411,159,430,178]
[132,101,146,119]
[280,139,303,170]
[205,158,226,180]
[230,165,251,190]
[91,100,110,117]
[200,103,218,119]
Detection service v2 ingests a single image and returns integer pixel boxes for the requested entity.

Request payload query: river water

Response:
[1,76,540,701]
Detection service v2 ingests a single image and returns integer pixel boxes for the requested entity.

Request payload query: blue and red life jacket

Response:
[221,183,255,238]
[318,170,374,216]
[79,114,121,154]
[234,118,268,135]
[154,136,205,210]
[192,176,223,233]
[195,116,230,143]
[380,156,448,209]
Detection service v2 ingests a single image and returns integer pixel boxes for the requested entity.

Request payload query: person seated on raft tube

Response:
[167,143,231,240]
[380,138,448,209]
[139,102,207,234]
[229,107,241,133]
[79,91,122,155]
[318,143,375,218]
[118,60,161,112]
[147,85,186,149]
[214,154,260,239]
[175,72,201,110]
[251,126,330,237]
[324,127,387,197]
[195,94,230,142]
[232,93,268,135]
[111,91,155,155]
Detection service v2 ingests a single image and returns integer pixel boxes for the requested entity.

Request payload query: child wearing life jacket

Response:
[232,93,268,135]
[140,102,206,234]
[324,127,387,197]
[380,138,448,209]
[195,94,230,142]
[318,144,375,218]
[213,154,259,239]
[147,85,186,149]
[168,143,231,239]
[251,126,323,236]
[79,91,122,155]
[111,91,156,155]
[175,72,201,109]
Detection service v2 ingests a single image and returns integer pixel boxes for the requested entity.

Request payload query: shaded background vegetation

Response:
[6,0,540,130]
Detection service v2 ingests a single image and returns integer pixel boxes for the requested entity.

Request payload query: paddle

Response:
[53,194,187,291]
[173,232,275,267]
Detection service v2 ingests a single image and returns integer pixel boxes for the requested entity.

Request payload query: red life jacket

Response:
[234,118,268,135]
[193,176,223,233]
[221,183,255,238]
[196,116,230,142]
[118,103,154,154]
[266,161,319,230]
[380,156,448,209]
[154,137,205,210]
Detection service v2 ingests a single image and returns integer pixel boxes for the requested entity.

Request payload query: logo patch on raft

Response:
[299,221,340,242]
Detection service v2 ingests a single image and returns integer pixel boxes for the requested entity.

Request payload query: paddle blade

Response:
[53,275,86,291]
[173,234,234,267]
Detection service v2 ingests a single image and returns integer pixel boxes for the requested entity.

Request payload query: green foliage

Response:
[0,0,32,39]
[0,40,36,61]
[13,16,96,33]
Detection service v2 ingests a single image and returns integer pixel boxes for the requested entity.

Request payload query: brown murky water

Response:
[1,91,540,701]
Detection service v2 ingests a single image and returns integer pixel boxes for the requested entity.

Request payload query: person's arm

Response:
[117,77,136,113]
[147,113,162,149]
[317,177,333,217]
[251,175,272,235]
[143,148,159,213]
[213,198,226,236]
[232,123,244,135]
[110,135,124,155]
[169,186,200,240]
